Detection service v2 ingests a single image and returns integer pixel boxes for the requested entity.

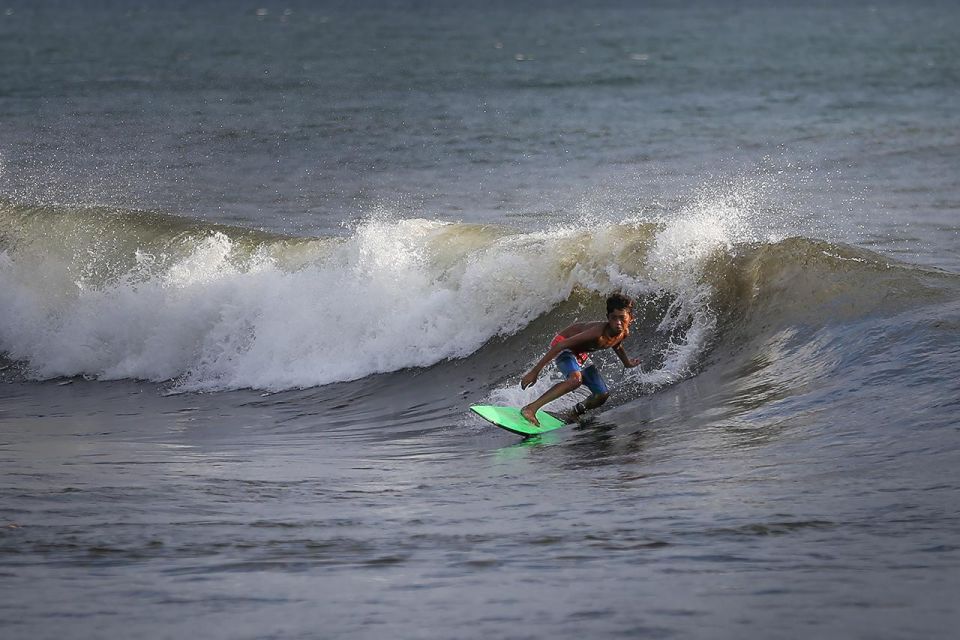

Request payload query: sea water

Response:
[1,2,959,638]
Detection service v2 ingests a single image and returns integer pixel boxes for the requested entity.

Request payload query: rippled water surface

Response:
[2,1,960,638]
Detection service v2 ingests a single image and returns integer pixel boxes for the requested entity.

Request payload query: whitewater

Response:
[1,182,775,393]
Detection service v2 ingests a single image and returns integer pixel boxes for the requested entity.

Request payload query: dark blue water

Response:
[2,2,959,638]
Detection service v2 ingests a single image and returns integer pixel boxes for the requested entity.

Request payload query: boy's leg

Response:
[574,366,609,416]
[521,352,583,426]
[520,375,581,425]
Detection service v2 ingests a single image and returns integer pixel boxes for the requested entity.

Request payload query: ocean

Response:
[1,1,959,638]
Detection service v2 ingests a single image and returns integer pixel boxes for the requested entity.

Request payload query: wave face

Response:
[1,199,956,394]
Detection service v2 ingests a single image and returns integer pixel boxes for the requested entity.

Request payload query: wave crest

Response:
[1,200,952,393]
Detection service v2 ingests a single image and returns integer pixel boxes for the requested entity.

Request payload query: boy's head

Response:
[605,293,634,332]
[606,293,634,316]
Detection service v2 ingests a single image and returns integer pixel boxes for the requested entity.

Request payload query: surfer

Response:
[520,293,642,426]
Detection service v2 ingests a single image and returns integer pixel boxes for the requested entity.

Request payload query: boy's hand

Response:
[520,371,537,389]
[629,358,642,368]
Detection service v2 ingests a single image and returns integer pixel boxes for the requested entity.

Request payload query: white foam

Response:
[1,185,774,393]
[1,219,598,390]
[625,180,775,389]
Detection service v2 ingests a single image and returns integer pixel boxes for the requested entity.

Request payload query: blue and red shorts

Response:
[555,351,608,396]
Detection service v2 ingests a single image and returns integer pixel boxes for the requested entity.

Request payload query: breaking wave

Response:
[1,195,955,396]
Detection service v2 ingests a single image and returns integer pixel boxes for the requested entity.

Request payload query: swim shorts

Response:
[555,351,608,396]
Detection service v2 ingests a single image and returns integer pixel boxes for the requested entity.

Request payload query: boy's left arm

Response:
[613,344,642,368]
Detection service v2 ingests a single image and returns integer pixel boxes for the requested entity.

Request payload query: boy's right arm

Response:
[521,346,562,389]
[520,330,597,389]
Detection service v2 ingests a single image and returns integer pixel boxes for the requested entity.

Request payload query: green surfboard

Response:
[470,405,568,437]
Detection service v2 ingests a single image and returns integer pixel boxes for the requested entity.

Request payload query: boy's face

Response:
[607,308,632,333]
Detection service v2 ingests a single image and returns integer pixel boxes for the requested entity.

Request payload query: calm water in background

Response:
[1,1,959,638]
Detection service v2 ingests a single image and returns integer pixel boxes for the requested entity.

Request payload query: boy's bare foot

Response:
[520,405,540,426]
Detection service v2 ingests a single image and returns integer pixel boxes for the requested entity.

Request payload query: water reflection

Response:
[490,418,653,471]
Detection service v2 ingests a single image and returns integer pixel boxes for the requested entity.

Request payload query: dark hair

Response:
[606,293,634,315]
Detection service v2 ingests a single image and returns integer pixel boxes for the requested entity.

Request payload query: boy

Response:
[520,293,642,425]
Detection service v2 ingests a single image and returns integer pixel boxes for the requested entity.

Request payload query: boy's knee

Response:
[592,392,609,406]
[566,372,583,388]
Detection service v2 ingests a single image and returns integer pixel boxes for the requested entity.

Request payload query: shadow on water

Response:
[492,417,653,470]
